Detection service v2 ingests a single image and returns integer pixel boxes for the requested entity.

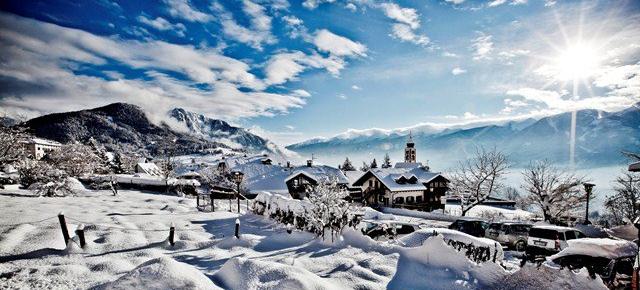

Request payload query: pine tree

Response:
[370,158,378,169]
[341,157,356,171]
[382,153,392,168]
[88,137,112,174]
[360,161,370,172]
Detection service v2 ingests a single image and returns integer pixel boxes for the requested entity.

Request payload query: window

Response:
[565,231,576,240]
[416,196,423,203]
[379,195,385,202]
[395,197,404,204]
[369,180,373,187]
[407,196,415,203]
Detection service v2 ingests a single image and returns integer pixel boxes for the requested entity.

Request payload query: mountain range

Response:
[20,103,281,156]
[287,103,640,169]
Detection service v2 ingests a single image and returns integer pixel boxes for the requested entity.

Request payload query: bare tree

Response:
[521,160,588,223]
[0,126,28,167]
[450,147,509,216]
[46,144,101,177]
[603,171,640,226]
[159,139,177,189]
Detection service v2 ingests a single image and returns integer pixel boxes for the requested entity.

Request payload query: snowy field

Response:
[0,186,608,289]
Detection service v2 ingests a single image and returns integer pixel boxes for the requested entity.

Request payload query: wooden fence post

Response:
[75,224,86,248]
[493,242,498,263]
[58,212,70,246]
[197,195,200,207]
[235,218,240,239]
[210,193,215,212]
[169,223,175,246]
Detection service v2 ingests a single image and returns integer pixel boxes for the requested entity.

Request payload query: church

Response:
[351,133,450,211]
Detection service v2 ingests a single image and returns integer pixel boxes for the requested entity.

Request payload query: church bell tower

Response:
[404,132,416,163]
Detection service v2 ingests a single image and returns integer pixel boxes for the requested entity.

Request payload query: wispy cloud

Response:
[137,15,186,37]
[163,0,212,23]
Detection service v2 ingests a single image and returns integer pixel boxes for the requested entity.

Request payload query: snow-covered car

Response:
[397,228,504,262]
[448,218,489,237]
[485,222,532,251]
[548,238,637,288]
[525,225,586,259]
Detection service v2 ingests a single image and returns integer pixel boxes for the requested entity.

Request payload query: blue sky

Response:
[0,0,639,145]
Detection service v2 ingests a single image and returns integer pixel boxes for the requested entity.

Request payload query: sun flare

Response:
[554,42,601,81]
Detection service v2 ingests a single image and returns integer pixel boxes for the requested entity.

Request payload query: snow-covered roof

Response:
[344,170,365,186]
[394,162,423,169]
[25,138,62,147]
[550,238,638,260]
[179,171,201,178]
[136,162,162,176]
[629,161,640,172]
[354,167,446,192]
[285,165,349,185]
[532,225,576,232]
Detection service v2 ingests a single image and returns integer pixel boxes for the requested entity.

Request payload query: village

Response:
[1,125,639,289]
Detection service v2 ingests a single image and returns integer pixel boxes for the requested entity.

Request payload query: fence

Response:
[0,211,242,251]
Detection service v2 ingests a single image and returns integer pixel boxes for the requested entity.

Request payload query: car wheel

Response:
[515,240,526,252]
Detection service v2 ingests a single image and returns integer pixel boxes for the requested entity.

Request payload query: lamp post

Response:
[231,171,244,213]
[583,182,595,225]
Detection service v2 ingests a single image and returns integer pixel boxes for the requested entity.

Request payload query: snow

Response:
[550,238,638,260]
[96,257,221,290]
[0,187,609,289]
[444,204,535,220]
[398,228,504,262]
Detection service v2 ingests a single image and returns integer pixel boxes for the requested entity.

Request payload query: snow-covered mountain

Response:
[22,103,227,155]
[168,108,288,157]
[287,103,640,169]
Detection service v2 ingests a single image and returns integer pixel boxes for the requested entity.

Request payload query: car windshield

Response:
[489,223,502,230]
[529,228,560,240]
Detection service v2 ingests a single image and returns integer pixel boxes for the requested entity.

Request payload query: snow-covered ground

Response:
[0,186,607,289]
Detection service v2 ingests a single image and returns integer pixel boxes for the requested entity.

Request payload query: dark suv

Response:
[448,219,489,237]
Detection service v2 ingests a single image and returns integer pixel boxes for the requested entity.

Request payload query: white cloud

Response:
[163,0,212,23]
[390,23,430,46]
[0,12,308,121]
[351,85,361,90]
[264,51,345,85]
[281,15,308,39]
[377,3,429,47]
[242,0,272,32]
[471,32,493,60]
[302,0,335,9]
[213,1,276,50]
[292,89,311,97]
[338,94,347,100]
[442,51,459,58]
[345,3,357,12]
[451,67,467,75]
[487,0,527,7]
[313,29,367,57]
[137,15,186,36]
[445,0,465,4]
[285,125,296,130]
[504,87,637,114]
[379,2,420,29]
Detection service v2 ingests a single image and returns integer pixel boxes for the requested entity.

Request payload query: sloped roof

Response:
[353,167,447,192]
[629,161,640,172]
[285,165,349,184]
[394,162,423,169]
[136,162,162,176]
[344,170,365,186]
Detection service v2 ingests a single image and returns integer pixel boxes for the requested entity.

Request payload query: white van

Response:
[525,225,586,259]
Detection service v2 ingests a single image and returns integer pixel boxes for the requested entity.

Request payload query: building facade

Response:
[23,138,62,160]
[351,135,449,211]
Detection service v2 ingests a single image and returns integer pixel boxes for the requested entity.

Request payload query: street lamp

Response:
[230,171,244,213]
[583,182,595,225]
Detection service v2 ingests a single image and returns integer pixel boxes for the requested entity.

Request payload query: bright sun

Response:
[554,43,601,81]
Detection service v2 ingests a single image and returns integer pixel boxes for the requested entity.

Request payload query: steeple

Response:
[404,131,416,163]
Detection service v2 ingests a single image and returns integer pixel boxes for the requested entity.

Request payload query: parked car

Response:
[525,225,586,259]
[361,221,421,240]
[485,222,532,251]
[448,219,489,237]
[548,238,637,288]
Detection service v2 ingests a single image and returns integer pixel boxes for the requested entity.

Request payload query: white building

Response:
[23,138,62,160]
